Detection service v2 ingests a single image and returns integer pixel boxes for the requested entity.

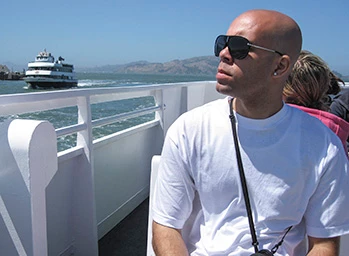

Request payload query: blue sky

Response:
[1,0,349,74]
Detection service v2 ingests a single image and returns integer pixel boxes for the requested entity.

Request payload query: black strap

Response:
[229,99,259,253]
[228,99,291,254]
[271,226,292,254]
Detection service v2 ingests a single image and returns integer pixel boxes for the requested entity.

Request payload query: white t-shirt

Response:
[152,97,349,256]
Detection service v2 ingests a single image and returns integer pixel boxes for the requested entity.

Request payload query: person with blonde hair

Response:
[283,50,349,152]
[283,50,331,110]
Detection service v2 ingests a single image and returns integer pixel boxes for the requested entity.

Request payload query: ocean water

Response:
[0,72,215,95]
[0,73,215,151]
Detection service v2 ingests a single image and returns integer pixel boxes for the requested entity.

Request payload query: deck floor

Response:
[98,198,149,256]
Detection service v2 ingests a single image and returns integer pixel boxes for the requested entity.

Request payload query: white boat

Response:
[24,49,78,89]
[0,81,348,255]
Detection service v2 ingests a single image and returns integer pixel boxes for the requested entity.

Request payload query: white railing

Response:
[0,81,223,256]
[0,81,220,148]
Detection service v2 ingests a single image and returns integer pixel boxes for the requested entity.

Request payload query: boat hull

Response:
[24,77,78,89]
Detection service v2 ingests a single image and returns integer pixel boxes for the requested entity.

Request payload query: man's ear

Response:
[273,55,291,77]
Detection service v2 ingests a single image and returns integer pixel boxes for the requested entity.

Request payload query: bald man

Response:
[152,10,349,256]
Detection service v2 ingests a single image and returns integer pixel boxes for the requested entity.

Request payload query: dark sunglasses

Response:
[214,35,284,60]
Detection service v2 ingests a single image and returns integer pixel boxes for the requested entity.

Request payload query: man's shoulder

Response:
[287,104,345,147]
[286,104,336,135]
[287,104,325,123]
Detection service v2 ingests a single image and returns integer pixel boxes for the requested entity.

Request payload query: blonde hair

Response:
[283,50,331,111]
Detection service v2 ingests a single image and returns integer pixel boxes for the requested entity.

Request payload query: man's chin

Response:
[216,82,233,96]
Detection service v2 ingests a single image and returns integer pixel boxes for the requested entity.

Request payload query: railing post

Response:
[0,119,57,256]
[160,86,188,134]
[74,96,98,256]
[152,89,164,132]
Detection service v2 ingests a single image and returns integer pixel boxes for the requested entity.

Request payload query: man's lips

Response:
[217,68,228,75]
[216,68,230,79]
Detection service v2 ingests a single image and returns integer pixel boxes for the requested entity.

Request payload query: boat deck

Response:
[98,198,149,256]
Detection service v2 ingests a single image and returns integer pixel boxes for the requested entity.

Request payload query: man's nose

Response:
[219,46,233,63]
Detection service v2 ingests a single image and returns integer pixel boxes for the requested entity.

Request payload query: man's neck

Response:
[233,97,284,119]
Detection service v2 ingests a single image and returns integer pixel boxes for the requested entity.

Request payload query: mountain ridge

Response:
[76,56,220,75]
[76,56,349,81]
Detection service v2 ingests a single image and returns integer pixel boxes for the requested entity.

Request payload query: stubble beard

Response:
[216,79,243,98]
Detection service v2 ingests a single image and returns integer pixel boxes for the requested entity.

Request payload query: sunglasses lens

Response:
[228,36,249,59]
[214,35,227,57]
[214,35,250,59]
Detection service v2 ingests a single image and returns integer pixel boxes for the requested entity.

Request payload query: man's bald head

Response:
[230,9,302,66]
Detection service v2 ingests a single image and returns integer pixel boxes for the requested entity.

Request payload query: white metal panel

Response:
[94,122,164,239]
[187,81,224,111]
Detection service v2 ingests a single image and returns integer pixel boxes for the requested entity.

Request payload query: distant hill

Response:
[76,56,220,75]
[2,55,349,80]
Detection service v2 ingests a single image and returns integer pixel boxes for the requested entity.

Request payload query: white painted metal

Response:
[91,105,161,128]
[74,96,99,255]
[0,120,57,256]
[0,81,224,255]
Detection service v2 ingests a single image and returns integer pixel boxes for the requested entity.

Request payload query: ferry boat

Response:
[0,81,348,255]
[23,49,78,89]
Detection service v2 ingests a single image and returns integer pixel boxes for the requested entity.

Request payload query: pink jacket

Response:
[288,104,349,154]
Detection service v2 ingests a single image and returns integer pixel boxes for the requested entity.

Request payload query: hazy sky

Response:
[1,0,349,74]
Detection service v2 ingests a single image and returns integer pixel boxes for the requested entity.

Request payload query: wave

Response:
[78,79,144,88]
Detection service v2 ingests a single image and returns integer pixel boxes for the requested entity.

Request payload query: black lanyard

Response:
[228,99,291,254]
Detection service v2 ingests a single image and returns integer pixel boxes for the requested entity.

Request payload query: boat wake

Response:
[78,79,143,88]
